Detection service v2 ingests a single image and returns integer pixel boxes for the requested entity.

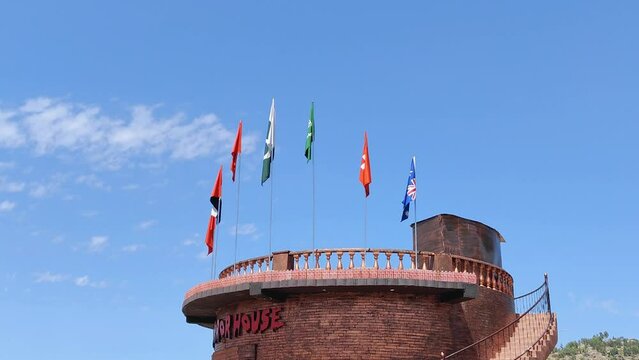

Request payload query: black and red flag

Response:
[205,166,223,255]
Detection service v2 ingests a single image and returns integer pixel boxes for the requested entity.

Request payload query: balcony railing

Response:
[451,254,514,297]
[219,248,433,278]
[217,248,514,297]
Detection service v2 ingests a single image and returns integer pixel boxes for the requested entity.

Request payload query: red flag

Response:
[359,132,372,197]
[205,166,223,255]
[230,121,242,182]
[204,215,215,255]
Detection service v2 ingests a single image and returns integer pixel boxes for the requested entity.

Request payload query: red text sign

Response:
[214,307,284,344]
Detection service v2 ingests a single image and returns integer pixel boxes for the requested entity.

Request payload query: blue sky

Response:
[1,1,638,359]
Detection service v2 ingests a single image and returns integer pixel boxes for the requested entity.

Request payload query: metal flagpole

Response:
[312,128,316,257]
[268,160,274,270]
[233,154,242,276]
[211,245,215,280]
[412,156,418,267]
[212,224,219,279]
[364,197,368,250]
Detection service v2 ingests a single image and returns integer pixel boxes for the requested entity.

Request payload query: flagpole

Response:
[364,197,368,249]
[268,159,274,270]
[312,128,316,257]
[413,156,418,268]
[233,154,242,276]
[211,244,215,280]
[212,224,219,280]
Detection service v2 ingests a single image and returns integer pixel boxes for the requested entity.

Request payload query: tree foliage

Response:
[551,332,639,359]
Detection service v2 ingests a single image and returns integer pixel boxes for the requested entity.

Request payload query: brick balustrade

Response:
[213,248,513,297]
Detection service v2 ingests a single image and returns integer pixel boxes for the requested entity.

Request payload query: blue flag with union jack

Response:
[401,157,416,222]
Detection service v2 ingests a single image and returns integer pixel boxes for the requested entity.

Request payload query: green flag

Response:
[261,98,275,185]
[305,102,314,161]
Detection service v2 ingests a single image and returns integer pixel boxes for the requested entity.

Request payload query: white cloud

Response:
[81,210,99,218]
[581,298,620,315]
[183,233,201,246]
[137,219,157,230]
[0,177,25,192]
[0,110,25,147]
[122,183,139,191]
[29,184,48,198]
[0,97,257,168]
[229,223,259,238]
[0,161,15,170]
[0,200,16,211]
[35,271,67,283]
[74,275,89,287]
[76,174,110,190]
[197,250,209,260]
[88,236,108,252]
[28,173,67,198]
[122,244,145,252]
[74,275,107,288]
[51,235,64,244]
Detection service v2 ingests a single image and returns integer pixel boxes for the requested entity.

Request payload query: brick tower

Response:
[182,214,557,359]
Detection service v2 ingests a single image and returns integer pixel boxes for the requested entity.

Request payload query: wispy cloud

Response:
[29,184,49,198]
[229,223,259,238]
[183,233,201,246]
[568,291,621,315]
[197,250,211,260]
[122,183,139,191]
[0,110,24,147]
[28,173,67,198]
[581,297,620,315]
[88,236,108,252]
[34,271,106,288]
[0,200,16,211]
[122,244,145,252]
[137,219,157,230]
[76,174,110,190]
[81,210,99,218]
[74,275,107,288]
[35,271,67,283]
[0,177,25,192]
[0,97,257,169]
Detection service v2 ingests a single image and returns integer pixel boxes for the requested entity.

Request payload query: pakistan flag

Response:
[305,102,314,161]
[261,98,275,185]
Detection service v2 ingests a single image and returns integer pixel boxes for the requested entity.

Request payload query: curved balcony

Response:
[217,248,513,297]
[183,248,515,328]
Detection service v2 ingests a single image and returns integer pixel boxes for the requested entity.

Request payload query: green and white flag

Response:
[305,102,314,162]
[261,98,275,185]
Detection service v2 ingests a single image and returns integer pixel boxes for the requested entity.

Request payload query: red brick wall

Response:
[459,287,516,342]
[212,288,514,360]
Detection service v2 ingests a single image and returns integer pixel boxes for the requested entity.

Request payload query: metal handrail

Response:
[443,275,552,359]
[513,313,555,360]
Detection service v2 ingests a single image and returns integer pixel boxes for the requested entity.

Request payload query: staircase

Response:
[444,275,557,360]
[490,313,557,360]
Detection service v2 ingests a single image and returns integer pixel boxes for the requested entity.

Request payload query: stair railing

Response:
[442,274,552,360]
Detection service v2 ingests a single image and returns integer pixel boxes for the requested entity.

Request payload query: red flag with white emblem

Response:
[230,121,242,182]
[359,132,372,197]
